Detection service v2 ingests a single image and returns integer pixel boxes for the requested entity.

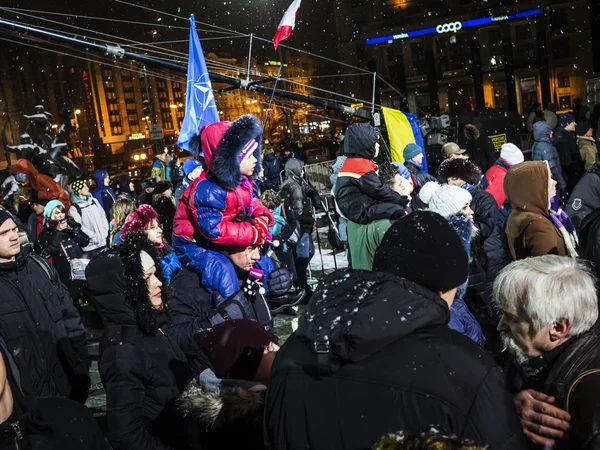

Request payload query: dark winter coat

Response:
[263,152,282,188]
[265,270,527,450]
[0,395,110,450]
[553,128,584,189]
[34,223,90,292]
[578,208,600,280]
[167,265,274,356]
[468,185,507,279]
[465,135,496,173]
[405,160,438,202]
[86,238,196,450]
[0,248,89,401]
[334,123,407,224]
[26,213,42,245]
[279,159,317,234]
[504,162,567,260]
[566,162,600,229]
[93,170,116,217]
[532,121,567,191]
[153,196,176,245]
[511,322,600,450]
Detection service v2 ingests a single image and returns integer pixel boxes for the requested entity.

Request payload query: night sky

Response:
[1,0,339,64]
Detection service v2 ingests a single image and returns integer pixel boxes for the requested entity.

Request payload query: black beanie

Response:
[0,211,14,228]
[576,120,592,136]
[372,211,469,292]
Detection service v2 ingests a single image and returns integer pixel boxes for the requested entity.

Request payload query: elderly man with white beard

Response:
[494,255,600,450]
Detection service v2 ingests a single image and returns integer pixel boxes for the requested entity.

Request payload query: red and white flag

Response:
[273,0,302,50]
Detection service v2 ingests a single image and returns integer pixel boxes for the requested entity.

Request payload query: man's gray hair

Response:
[493,255,598,337]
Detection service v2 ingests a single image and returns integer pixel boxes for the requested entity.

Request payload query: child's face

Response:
[241,153,257,176]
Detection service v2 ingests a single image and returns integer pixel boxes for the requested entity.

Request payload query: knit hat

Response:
[372,211,469,292]
[43,199,65,218]
[141,178,156,190]
[71,179,87,196]
[183,158,202,177]
[576,120,592,136]
[153,181,172,196]
[392,162,411,180]
[121,204,159,237]
[420,183,472,218]
[437,158,482,185]
[238,139,259,164]
[403,143,423,161]
[559,113,576,129]
[500,143,525,166]
[0,211,14,228]
[13,173,26,183]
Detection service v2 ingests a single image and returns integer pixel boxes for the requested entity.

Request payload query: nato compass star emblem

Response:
[192,72,216,125]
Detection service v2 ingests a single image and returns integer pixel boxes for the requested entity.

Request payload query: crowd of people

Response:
[0,106,599,449]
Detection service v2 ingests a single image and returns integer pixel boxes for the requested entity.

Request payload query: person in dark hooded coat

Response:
[463,124,496,173]
[92,170,116,217]
[263,148,282,189]
[333,122,408,224]
[566,160,600,229]
[115,174,136,202]
[264,211,527,450]
[532,121,567,192]
[86,233,199,450]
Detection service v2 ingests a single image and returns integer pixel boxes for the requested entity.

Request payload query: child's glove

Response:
[243,267,265,297]
[251,216,270,246]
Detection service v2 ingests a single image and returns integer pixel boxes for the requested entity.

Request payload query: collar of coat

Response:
[338,157,377,179]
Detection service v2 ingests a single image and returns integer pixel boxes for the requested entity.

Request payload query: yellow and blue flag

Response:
[382,107,428,172]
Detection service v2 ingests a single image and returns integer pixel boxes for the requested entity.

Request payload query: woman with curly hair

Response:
[109,197,137,246]
[373,426,485,450]
[121,204,181,284]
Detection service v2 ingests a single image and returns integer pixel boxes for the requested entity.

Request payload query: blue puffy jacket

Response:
[446,213,485,347]
[160,247,182,285]
[532,121,566,191]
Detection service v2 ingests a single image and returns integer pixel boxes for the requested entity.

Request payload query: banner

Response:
[382,107,428,172]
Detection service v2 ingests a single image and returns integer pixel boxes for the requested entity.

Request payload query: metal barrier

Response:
[304,159,334,198]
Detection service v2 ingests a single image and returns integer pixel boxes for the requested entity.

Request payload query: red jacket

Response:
[10,159,70,211]
[482,158,512,208]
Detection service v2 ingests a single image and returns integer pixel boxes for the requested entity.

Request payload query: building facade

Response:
[334,0,597,117]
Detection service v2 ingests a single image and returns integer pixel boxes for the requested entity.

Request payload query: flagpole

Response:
[246,34,253,83]
[263,62,283,131]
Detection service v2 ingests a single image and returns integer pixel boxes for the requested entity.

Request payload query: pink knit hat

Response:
[121,204,159,238]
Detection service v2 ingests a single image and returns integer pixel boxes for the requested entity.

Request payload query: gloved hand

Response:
[198,368,222,393]
[267,268,293,296]
[198,368,267,392]
[251,225,267,246]
[66,216,81,229]
[243,268,265,297]
[251,216,270,245]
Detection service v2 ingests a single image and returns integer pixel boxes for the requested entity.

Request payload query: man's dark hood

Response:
[296,270,449,369]
[344,123,379,159]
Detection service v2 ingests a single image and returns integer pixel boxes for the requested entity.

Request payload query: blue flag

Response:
[177,14,220,152]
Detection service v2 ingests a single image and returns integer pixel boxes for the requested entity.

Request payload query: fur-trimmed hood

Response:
[86,232,168,335]
[177,380,263,428]
[209,114,263,190]
[437,157,482,185]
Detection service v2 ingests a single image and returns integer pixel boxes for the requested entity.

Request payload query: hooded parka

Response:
[504,161,567,260]
[86,234,197,450]
[265,270,527,450]
[333,123,407,224]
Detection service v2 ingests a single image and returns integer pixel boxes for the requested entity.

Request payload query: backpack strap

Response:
[73,203,82,217]
[30,254,58,285]
[565,369,600,412]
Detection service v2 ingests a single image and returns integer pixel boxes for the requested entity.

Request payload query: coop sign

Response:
[436,22,462,34]
[366,8,541,45]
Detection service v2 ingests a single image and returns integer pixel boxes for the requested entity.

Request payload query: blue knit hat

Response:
[183,158,202,177]
[43,200,65,218]
[392,162,411,180]
[559,113,576,129]
[403,143,423,161]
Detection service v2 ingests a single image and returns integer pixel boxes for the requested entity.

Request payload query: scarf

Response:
[549,195,578,257]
